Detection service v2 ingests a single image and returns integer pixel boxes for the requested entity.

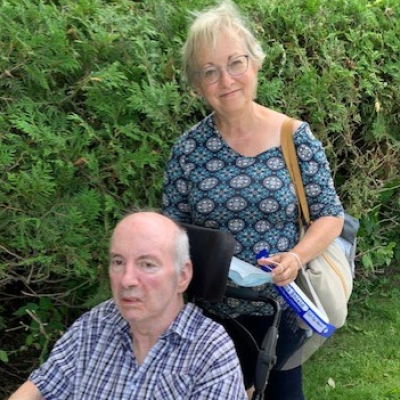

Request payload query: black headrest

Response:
[180,223,236,303]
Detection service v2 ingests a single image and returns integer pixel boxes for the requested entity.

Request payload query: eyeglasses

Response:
[196,55,249,85]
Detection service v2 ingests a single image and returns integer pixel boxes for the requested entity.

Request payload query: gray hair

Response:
[115,208,191,275]
[172,225,191,274]
[182,0,265,87]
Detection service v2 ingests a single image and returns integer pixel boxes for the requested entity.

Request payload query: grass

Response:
[3,276,399,399]
[303,277,400,400]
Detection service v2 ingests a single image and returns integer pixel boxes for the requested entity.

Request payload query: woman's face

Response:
[194,31,259,116]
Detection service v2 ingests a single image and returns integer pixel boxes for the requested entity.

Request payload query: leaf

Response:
[0,350,8,363]
[327,377,336,389]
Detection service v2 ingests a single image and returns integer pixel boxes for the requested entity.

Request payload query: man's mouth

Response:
[121,296,141,304]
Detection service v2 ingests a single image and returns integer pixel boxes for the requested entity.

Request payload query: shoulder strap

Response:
[280,118,311,225]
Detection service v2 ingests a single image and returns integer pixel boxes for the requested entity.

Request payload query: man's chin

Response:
[121,309,144,322]
[116,302,142,317]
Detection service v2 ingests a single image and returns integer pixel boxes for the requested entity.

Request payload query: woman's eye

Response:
[203,68,217,78]
[230,59,243,67]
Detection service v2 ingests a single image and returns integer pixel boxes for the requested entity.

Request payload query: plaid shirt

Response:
[30,300,247,399]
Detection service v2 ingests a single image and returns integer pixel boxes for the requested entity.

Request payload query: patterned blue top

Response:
[29,300,247,400]
[163,113,344,316]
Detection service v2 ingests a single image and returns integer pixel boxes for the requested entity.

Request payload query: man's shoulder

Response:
[173,304,241,381]
[177,303,230,342]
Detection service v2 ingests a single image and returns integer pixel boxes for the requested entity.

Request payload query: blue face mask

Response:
[228,256,272,287]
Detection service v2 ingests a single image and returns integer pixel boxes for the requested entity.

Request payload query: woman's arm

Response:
[162,142,192,222]
[291,215,344,264]
[259,216,344,286]
[263,122,345,286]
[8,381,44,400]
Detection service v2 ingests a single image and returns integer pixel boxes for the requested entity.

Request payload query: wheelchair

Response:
[181,223,283,400]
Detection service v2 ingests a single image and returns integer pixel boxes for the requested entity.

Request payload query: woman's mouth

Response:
[220,89,240,98]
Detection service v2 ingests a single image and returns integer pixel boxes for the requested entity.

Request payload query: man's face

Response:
[109,214,191,329]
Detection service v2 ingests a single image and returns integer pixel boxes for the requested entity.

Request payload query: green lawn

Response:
[3,278,399,399]
[304,280,400,400]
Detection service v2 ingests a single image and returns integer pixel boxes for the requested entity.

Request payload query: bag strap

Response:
[280,118,311,226]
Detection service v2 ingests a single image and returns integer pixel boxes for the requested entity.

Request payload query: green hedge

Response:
[0,0,399,389]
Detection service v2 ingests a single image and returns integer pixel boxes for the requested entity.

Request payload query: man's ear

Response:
[178,260,193,294]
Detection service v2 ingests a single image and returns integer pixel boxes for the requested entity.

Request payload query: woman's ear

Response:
[193,80,204,98]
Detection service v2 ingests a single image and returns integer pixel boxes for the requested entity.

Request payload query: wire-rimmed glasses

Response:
[196,55,249,85]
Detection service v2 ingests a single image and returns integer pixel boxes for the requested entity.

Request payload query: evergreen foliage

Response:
[0,0,399,391]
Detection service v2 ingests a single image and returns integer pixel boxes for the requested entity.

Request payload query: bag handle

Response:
[280,118,311,226]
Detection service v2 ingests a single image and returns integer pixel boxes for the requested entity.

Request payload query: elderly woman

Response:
[162,1,344,399]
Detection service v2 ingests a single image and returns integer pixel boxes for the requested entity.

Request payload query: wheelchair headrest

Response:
[180,223,236,303]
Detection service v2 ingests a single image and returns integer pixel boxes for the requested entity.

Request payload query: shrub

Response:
[0,0,399,392]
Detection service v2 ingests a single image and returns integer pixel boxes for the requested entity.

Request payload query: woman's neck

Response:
[213,104,285,157]
[214,101,260,141]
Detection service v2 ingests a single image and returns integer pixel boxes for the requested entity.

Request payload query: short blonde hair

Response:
[182,0,265,87]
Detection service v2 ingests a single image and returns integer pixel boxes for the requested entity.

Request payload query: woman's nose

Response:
[219,68,235,87]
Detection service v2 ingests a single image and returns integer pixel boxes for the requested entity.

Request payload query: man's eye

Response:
[141,261,159,271]
[110,259,124,270]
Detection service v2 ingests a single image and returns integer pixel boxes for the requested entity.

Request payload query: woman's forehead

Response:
[196,32,246,64]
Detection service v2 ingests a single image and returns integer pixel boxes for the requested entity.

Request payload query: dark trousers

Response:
[264,366,304,400]
[234,313,306,400]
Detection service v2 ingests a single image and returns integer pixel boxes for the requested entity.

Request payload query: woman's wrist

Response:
[287,251,303,270]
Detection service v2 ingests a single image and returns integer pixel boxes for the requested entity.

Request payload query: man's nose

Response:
[120,263,140,288]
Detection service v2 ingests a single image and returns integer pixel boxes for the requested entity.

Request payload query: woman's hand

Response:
[257,252,303,286]
[257,216,344,286]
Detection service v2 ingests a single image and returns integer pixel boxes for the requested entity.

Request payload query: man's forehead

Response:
[111,228,172,255]
[110,213,178,253]
[116,213,177,234]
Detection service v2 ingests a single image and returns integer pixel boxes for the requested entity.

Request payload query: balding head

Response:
[109,211,193,330]
[111,212,191,273]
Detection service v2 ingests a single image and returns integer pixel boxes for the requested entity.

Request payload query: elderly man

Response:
[9,211,247,400]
